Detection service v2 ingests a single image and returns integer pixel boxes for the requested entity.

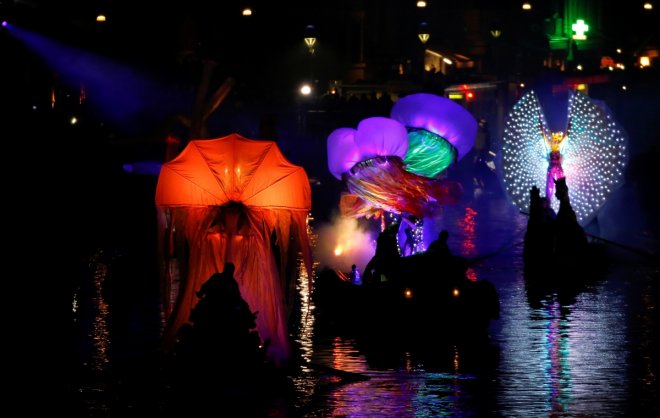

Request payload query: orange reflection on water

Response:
[90,252,110,372]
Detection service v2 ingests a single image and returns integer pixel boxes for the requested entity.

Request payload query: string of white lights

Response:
[502,90,628,225]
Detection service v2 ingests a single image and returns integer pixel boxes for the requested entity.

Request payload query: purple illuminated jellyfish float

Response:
[327,93,477,252]
[502,89,628,225]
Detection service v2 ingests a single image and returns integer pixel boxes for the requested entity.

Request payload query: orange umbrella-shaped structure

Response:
[156,134,312,363]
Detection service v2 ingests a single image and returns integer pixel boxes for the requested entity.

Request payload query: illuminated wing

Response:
[502,90,550,214]
[562,90,628,224]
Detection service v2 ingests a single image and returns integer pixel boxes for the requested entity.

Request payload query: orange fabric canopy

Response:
[156,133,311,210]
[154,134,312,363]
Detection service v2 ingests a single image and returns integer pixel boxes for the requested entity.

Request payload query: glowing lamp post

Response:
[304,24,317,55]
[304,36,316,54]
[418,22,430,76]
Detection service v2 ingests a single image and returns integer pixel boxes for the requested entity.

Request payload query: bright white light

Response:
[616,48,622,54]
[416,1,427,8]
[242,8,253,16]
[577,64,583,71]
[70,116,78,125]
[443,57,452,65]
[622,85,627,91]
[522,2,532,10]
[643,2,653,10]
[300,84,312,95]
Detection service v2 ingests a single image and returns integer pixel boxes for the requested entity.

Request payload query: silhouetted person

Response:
[524,185,556,269]
[553,177,588,261]
[472,119,493,190]
[363,223,402,285]
[196,262,236,300]
[427,230,451,257]
[348,264,361,285]
[174,262,266,385]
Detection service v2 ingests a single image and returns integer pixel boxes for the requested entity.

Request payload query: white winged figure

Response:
[502,89,628,225]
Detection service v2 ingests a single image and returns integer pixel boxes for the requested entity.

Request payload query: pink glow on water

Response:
[458,207,478,257]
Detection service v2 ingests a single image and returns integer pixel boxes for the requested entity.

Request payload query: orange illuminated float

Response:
[156,134,313,364]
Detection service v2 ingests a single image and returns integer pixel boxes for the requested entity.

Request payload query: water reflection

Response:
[541,296,571,415]
[79,249,112,373]
[309,337,489,417]
[71,194,657,417]
[497,269,632,417]
[303,194,655,417]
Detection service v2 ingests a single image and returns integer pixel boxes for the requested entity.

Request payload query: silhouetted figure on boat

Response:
[349,264,362,285]
[363,222,401,286]
[553,177,588,262]
[172,263,268,388]
[427,230,451,258]
[523,185,556,268]
[524,178,603,283]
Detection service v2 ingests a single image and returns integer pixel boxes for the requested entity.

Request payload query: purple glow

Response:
[122,161,163,176]
[2,21,7,28]
[327,117,408,179]
[390,93,477,160]
[7,25,183,128]
[327,128,361,179]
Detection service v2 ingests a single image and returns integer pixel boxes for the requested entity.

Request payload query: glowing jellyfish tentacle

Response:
[345,157,433,217]
[502,90,550,214]
[562,90,628,224]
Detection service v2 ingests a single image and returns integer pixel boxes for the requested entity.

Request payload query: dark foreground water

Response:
[69,186,658,417]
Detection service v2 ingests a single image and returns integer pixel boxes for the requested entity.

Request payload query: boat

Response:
[313,251,500,343]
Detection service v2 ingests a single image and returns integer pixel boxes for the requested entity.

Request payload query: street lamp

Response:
[418,22,430,79]
[418,21,430,45]
[304,36,317,50]
[304,24,316,54]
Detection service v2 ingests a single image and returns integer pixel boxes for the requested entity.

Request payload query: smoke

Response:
[313,214,377,275]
